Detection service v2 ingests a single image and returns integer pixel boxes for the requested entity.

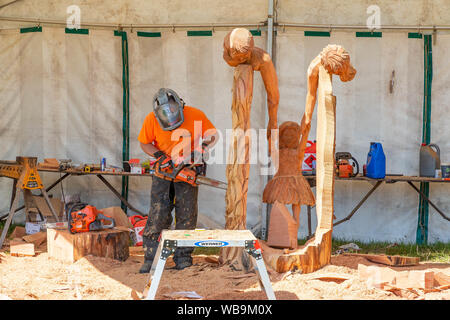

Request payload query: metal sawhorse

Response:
[142,229,276,300]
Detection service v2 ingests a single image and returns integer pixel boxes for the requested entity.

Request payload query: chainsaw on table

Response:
[67,202,115,234]
[151,152,227,190]
[335,152,359,178]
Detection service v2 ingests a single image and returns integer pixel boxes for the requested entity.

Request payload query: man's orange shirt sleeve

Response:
[199,110,216,136]
[138,113,156,145]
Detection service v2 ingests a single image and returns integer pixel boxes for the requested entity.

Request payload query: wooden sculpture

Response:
[261,44,356,273]
[220,28,280,268]
[263,121,315,249]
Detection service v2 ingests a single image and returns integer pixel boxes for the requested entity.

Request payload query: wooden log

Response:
[47,228,129,263]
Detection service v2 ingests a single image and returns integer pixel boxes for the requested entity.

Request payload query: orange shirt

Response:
[138,106,216,159]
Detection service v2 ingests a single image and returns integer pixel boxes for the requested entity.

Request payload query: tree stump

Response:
[47,228,129,263]
[220,64,254,268]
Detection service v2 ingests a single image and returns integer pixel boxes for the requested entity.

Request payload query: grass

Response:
[323,238,450,263]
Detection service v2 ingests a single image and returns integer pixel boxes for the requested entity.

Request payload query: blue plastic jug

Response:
[366,142,386,179]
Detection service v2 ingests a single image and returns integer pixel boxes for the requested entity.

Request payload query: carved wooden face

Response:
[338,60,356,82]
[279,121,301,149]
[320,45,356,82]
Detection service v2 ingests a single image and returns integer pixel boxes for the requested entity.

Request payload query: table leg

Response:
[333,181,383,227]
[406,181,450,222]
[96,174,145,216]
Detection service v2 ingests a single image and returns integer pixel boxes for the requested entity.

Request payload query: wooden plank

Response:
[47,228,129,263]
[344,253,420,266]
[22,231,47,247]
[9,226,26,239]
[10,239,35,257]
[101,207,133,228]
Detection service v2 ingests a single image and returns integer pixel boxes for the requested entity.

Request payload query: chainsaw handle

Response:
[129,215,146,226]
[97,213,115,229]
[351,156,360,177]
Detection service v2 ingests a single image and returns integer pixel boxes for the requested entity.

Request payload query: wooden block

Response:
[358,264,397,289]
[9,226,26,239]
[395,270,434,290]
[434,272,450,287]
[10,239,35,257]
[22,231,47,247]
[47,228,129,263]
[100,207,133,228]
[267,202,298,249]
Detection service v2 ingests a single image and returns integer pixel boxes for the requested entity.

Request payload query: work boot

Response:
[139,260,153,274]
[175,260,192,270]
[139,237,159,273]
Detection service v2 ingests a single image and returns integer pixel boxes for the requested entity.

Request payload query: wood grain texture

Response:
[47,228,129,263]
[260,66,335,274]
[220,64,254,267]
[266,202,298,249]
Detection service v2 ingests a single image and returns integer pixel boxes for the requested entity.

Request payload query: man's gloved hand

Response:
[154,150,174,171]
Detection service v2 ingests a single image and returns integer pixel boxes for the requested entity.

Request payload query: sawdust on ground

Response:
[0,245,449,300]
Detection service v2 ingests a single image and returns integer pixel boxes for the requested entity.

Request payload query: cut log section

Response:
[47,228,129,263]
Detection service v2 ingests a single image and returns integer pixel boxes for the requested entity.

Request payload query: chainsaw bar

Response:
[195,175,227,190]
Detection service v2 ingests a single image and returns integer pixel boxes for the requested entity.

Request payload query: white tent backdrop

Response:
[0,27,449,243]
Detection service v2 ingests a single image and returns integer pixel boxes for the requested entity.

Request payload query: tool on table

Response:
[58,159,72,171]
[151,153,227,190]
[67,202,115,234]
[0,157,61,248]
[335,152,359,178]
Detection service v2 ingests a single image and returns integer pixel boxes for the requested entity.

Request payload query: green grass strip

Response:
[187,30,212,37]
[356,31,382,38]
[137,31,161,38]
[65,28,89,35]
[304,31,330,37]
[20,26,42,33]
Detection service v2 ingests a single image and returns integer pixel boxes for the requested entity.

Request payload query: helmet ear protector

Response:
[153,88,185,131]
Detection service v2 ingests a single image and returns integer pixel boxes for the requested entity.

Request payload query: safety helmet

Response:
[153,88,185,131]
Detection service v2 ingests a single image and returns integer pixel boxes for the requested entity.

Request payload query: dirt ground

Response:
[1,242,449,301]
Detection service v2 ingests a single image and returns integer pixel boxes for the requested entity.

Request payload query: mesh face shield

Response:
[153,88,185,131]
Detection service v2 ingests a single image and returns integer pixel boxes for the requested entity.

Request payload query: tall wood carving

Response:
[261,45,356,273]
[220,28,280,268]
[263,121,315,249]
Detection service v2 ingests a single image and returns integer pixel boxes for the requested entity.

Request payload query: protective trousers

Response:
[142,176,198,267]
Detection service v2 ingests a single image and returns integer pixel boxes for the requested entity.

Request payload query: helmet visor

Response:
[155,102,183,130]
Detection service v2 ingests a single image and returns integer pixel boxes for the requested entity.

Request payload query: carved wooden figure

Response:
[263,121,315,249]
[261,44,356,273]
[220,28,280,268]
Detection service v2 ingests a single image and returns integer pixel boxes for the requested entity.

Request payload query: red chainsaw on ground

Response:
[67,202,115,234]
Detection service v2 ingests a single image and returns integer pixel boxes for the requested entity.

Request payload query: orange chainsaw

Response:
[151,151,227,190]
[67,202,115,234]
